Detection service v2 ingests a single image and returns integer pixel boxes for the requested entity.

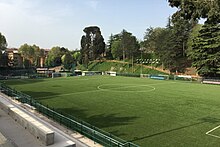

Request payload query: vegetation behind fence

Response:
[0,82,139,147]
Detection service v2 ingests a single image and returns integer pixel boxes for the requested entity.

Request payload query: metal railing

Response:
[0,82,139,147]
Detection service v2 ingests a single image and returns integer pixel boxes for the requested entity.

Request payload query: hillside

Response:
[78,60,169,75]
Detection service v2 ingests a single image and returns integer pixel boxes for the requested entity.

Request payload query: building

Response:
[5,48,50,68]
[0,51,8,67]
[39,49,50,67]
[6,48,23,68]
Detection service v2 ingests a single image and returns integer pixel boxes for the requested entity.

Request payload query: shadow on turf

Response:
[3,79,46,86]
[129,116,220,142]
[56,107,139,136]
[88,113,139,128]
[21,91,59,99]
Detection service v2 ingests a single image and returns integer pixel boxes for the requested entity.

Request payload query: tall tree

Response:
[153,27,176,71]
[170,13,195,71]
[45,46,68,67]
[168,0,220,24]
[189,23,220,77]
[105,34,114,59]
[80,26,105,67]
[72,50,81,65]
[61,52,74,70]
[187,24,202,52]
[144,27,164,53]
[168,0,220,76]
[0,33,7,67]
[0,33,7,55]
[144,16,193,72]
[109,30,140,61]
[32,44,40,66]
[19,44,35,67]
[111,40,122,59]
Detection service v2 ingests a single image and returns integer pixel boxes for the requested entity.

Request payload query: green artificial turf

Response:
[3,76,220,146]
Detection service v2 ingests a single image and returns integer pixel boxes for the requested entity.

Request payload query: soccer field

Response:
[4,76,220,146]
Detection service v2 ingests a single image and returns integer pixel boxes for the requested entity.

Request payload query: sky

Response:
[0,0,177,50]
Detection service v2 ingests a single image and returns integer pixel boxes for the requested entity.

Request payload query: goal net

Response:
[140,74,150,78]
[52,72,70,78]
[82,71,103,76]
[141,74,169,80]
[105,71,117,76]
[202,78,220,85]
[149,74,169,80]
[174,75,192,81]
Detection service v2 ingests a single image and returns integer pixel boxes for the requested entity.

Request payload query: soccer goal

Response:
[202,79,220,85]
[82,71,103,76]
[174,75,192,81]
[140,74,150,78]
[150,74,169,80]
[105,71,117,76]
[52,72,69,78]
[52,72,61,78]
[141,74,169,80]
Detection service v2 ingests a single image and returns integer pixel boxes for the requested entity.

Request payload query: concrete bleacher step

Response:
[0,95,76,147]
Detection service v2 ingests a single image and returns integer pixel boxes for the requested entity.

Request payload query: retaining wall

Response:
[0,100,54,146]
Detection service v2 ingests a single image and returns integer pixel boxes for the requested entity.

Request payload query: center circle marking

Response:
[97,84,155,92]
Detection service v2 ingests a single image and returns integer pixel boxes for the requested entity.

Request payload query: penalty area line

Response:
[206,125,220,139]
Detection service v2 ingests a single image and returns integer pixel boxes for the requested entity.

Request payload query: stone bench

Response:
[7,105,54,146]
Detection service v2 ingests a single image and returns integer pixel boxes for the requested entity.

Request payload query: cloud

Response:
[86,0,99,10]
[0,0,76,26]
[0,0,80,49]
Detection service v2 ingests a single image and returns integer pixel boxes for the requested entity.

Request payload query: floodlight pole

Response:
[140,48,143,75]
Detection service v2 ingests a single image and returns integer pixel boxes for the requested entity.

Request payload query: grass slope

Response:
[4,76,220,146]
[78,60,167,75]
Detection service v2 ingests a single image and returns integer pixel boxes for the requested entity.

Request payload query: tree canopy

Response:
[143,15,194,72]
[0,33,7,67]
[80,26,105,67]
[61,52,74,70]
[168,0,220,76]
[0,33,7,54]
[189,23,220,76]
[19,44,42,67]
[168,0,220,24]
[45,46,68,67]
[108,30,140,61]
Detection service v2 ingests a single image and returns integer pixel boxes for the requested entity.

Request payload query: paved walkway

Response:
[0,93,102,147]
[0,107,43,147]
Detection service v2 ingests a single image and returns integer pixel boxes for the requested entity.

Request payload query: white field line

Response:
[97,84,156,92]
[95,82,176,109]
[206,125,220,138]
[37,81,176,99]
[37,89,100,99]
[97,81,176,90]
[48,76,114,84]
[43,76,111,82]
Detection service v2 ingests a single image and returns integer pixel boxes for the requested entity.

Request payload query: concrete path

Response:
[0,107,44,147]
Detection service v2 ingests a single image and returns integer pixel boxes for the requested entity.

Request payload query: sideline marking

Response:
[97,81,176,92]
[36,89,100,99]
[37,81,176,99]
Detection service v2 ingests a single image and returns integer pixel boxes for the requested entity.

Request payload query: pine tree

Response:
[190,23,220,77]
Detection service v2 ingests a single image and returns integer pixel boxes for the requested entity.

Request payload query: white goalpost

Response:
[140,74,169,80]
[174,75,192,81]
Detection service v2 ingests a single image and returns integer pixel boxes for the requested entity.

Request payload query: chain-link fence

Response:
[0,82,139,147]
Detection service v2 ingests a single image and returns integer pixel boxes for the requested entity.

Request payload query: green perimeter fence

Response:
[0,82,139,147]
